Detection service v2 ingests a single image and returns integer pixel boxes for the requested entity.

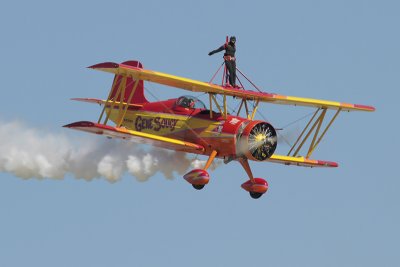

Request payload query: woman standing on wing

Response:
[208,36,237,87]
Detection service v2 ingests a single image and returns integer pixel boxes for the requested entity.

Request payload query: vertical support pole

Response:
[250,99,260,120]
[222,64,227,86]
[223,94,227,118]
[223,36,229,87]
[98,75,118,124]
[117,77,127,118]
[236,99,244,116]
[209,93,213,119]
[117,79,139,128]
[104,75,127,125]
[244,99,250,119]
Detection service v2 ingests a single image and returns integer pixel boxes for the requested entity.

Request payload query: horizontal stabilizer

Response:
[63,121,204,153]
[268,154,338,168]
[71,98,143,108]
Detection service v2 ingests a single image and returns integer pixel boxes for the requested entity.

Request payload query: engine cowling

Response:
[237,121,277,161]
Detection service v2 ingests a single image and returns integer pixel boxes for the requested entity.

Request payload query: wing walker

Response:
[64,41,375,199]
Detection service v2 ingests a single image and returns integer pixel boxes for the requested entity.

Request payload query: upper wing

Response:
[63,121,204,153]
[89,62,375,112]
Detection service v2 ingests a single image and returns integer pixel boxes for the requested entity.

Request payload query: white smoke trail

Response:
[0,120,220,182]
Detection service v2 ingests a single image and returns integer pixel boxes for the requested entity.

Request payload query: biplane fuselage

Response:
[65,60,375,199]
[105,97,270,160]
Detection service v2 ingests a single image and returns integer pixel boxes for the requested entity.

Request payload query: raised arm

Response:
[208,44,225,56]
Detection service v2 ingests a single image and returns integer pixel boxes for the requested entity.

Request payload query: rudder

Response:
[108,60,148,104]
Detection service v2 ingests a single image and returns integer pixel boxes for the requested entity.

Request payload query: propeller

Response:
[246,122,277,161]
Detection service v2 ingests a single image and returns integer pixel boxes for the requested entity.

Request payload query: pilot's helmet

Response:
[188,99,195,108]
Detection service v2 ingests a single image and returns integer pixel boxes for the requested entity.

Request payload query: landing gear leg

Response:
[204,150,218,171]
[239,157,268,199]
[184,150,218,190]
[238,157,255,183]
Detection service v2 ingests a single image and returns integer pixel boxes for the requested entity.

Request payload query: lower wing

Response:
[267,154,338,167]
[63,121,335,167]
[63,121,204,154]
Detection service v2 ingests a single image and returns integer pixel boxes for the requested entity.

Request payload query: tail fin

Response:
[108,60,148,104]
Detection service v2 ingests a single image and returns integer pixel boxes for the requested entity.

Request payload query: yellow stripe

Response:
[270,154,306,163]
[117,127,202,149]
[269,154,317,165]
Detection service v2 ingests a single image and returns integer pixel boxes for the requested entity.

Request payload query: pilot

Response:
[188,98,195,108]
[208,36,237,87]
[178,97,195,108]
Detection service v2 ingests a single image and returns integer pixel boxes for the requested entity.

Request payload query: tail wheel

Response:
[192,184,205,190]
[249,192,263,199]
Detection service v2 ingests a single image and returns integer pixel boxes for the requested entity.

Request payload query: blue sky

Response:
[0,0,399,266]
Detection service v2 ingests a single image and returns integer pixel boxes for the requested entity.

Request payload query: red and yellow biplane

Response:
[64,59,374,199]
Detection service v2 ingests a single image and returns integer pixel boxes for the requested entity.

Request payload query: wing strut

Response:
[97,75,140,126]
[207,93,260,120]
[98,75,119,124]
[209,93,224,117]
[207,58,262,121]
[117,79,139,127]
[287,108,342,158]
[207,92,260,120]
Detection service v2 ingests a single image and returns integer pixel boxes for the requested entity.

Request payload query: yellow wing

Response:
[71,98,144,108]
[89,62,375,112]
[63,121,204,153]
[268,154,338,168]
